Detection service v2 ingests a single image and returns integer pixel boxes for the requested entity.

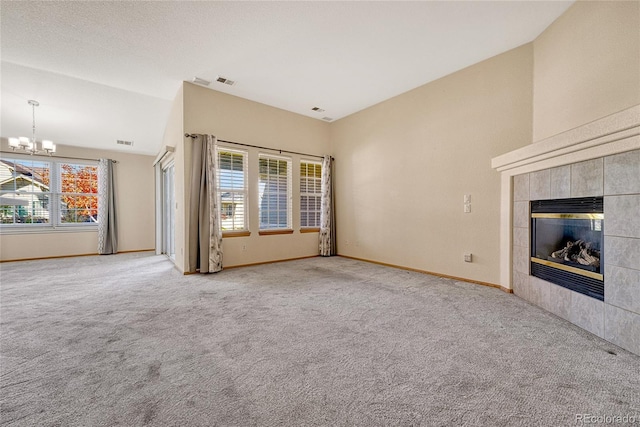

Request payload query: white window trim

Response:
[0,156,99,234]
[216,146,249,233]
[300,159,322,229]
[258,153,292,231]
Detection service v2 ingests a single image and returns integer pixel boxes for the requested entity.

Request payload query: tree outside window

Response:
[59,163,98,223]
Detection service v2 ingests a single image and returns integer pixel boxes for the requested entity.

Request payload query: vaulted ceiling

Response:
[1,1,573,155]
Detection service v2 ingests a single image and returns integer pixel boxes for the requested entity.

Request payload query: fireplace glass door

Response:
[530,197,604,300]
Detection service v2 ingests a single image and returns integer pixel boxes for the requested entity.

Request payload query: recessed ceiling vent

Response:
[116,140,134,146]
[192,77,211,86]
[216,76,236,86]
[321,117,334,122]
[311,107,325,112]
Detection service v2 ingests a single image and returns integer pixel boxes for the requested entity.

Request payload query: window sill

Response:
[258,229,294,236]
[0,225,98,235]
[300,228,320,233]
[222,230,251,238]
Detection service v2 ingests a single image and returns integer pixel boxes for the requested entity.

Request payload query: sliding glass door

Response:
[162,163,175,260]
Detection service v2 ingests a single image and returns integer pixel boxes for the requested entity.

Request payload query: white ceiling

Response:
[1,1,574,156]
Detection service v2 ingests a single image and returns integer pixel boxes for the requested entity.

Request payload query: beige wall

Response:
[0,145,155,261]
[9,1,633,276]
[179,82,331,271]
[158,85,184,270]
[533,0,640,141]
[330,45,534,285]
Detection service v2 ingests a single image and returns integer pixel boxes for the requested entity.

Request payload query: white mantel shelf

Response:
[491,104,640,289]
[493,105,640,176]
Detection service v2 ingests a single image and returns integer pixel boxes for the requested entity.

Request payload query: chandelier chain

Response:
[32,102,37,143]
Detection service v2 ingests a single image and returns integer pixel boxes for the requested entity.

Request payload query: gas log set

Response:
[551,239,600,268]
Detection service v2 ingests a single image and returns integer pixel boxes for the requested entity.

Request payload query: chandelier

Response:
[8,100,56,155]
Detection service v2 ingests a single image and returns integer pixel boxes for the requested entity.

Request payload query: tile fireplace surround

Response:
[492,105,640,356]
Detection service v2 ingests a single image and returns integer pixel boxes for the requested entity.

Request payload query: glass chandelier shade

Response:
[8,100,56,155]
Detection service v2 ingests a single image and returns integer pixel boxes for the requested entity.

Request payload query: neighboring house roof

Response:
[0,160,49,191]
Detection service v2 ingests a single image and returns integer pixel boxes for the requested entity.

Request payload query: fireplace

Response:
[530,197,604,301]
[491,106,639,355]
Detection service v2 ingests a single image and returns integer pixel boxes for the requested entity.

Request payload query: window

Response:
[0,157,98,229]
[258,154,291,230]
[59,163,98,223]
[216,148,247,231]
[221,203,235,218]
[300,161,322,229]
[0,158,51,225]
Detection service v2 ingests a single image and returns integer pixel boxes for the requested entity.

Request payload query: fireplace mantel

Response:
[493,105,640,176]
[491,105,640,290]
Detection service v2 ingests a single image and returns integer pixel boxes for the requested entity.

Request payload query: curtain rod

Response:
[0,150,117,163]
[184,133,332,160]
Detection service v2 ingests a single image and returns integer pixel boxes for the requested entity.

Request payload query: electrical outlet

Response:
[464,204,471,213]
[242,244,247,252]
[464,253,472,263]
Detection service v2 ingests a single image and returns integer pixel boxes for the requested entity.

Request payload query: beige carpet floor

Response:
[1,253,638,426]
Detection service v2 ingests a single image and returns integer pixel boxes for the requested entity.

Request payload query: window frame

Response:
[57,161,99,226]
[299,159,322,231]
[215,146,249,235]
[258,153,292,233]
[0,155,99,233]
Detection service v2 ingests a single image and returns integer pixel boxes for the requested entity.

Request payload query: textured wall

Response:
[330,44,533,285]
[533,1,640,141]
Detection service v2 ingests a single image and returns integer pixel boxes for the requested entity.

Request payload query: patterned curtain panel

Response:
[188,134,223,273]
[319,155,336,256]
[98,159,118,255]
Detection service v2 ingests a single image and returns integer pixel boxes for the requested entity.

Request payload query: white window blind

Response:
[300,160,322,228]
[216,148,248,231]
[258,154,292,230]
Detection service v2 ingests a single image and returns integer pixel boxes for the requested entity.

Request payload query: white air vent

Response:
[311,107,325,112]
[116,140,134,146]
[321,117,333,122]
[192,77,211,86]
[216,76,236,86]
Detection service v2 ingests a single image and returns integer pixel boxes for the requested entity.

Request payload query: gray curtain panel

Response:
[319,155,336,256]
[98,158,118,255]
[188,134,223,273]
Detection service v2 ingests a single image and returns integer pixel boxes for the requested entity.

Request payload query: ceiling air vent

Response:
[311,107,325,112]
[192,77,211,86]
[322,117,334,122]
[216,76,236,86]
[116,140,134,146]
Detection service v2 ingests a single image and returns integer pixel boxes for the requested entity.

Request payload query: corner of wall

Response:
[158,83,187,273]
[532,1,640,141]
